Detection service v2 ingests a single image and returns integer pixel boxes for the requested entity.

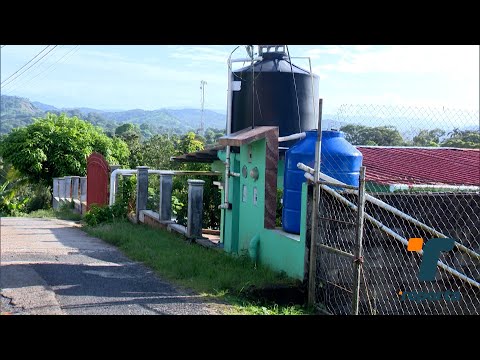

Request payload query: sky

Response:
[0,45,478,115]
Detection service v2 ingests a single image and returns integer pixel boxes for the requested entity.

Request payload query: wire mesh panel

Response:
[311,104,479,315]
[360,194,480,315]
[315,188,358,315]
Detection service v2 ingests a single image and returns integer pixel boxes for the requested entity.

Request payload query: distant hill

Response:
[1,96,44,133]
[0,95,226,136]
[165,109,226,130]
[31,101,58,112]
[2,95,477,138]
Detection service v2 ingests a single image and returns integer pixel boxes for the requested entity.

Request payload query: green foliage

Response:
[231,302,308,315]
[0,113,130,185]
[142,134,178,169]
[0,161,31,216]
[85,174,136,226]
[412,128,445,147]
[178,131,204,154]
[441,129,480,149]
[115,123,141,137]
[204,128,225,146]
[171,195,184,216]
[170,132,221,229]
[22,206,82,221]
[0,180,30,216]
[340,124,405,146]
[25,184,52,213]
[116,175,136,216]
[84,203,126,226]
[114,123,143,168]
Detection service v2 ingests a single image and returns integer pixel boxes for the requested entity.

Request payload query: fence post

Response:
[79,177,87,214]
[80,177,87,203]
[64,176,72,202]
[308,99,323,307]
[58,177,66,204]
[52,178,60,209]
[136,166,149,223]
[71,176,80,201]
[187,179,205,239]
[352,166,366,315]
[159,172,174,222]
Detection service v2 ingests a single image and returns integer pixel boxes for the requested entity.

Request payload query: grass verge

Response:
[24,207,83,221]
[83,220,311,315]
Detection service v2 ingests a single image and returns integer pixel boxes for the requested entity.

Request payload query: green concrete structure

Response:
[215,129,308,280]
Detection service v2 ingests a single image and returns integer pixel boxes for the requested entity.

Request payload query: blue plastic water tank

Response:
[282,130,363,234]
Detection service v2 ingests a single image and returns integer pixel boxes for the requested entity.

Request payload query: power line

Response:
[1,45,51,85]
[4,46,79,95]
[1,45,58,89]
[2,46,64,92]
[2,45,59,89]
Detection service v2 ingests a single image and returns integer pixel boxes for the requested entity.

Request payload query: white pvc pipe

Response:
[231,57,263,63]
[278,132,306,143]
[220,58,233,210]
[109,169,136,205]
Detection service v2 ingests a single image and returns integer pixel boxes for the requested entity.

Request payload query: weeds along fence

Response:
[308,105,480,315]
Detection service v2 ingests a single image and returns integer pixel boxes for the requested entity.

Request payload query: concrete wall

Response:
[52,176,87,215]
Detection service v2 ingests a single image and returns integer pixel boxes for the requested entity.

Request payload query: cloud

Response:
[305,46,345,58]
[315,45,479,79]
[63,47,226,85]
[169,45,232,64]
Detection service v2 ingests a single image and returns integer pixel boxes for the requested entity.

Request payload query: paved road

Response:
[0,217,229,315]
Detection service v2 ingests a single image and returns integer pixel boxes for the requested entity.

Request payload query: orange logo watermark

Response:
[399,237,460,302]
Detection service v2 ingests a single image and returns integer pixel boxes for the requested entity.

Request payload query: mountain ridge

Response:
[0,95,227,136]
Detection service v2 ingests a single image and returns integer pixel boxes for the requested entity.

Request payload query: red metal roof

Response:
[357,147,480,186]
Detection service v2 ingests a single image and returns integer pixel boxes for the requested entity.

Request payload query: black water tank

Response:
[231,50,319,148]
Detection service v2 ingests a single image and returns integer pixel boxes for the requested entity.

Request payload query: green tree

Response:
[0,113,129,185]
[171,132,221,229]
[340,124,405,146]
[114,123,143,168]
[412,128,445,147]
[204,127,225,146]
[142,134,177,169]
[115,123,141,137]
[441,129,480,149]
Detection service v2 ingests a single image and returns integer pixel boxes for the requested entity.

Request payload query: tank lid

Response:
[261,51,287,61]
[322,130,345,138]
[258,45,287,56]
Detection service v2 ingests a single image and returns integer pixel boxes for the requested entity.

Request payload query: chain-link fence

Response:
[309,104,480,315]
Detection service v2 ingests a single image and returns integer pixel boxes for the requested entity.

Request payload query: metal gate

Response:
[86,152,110,210]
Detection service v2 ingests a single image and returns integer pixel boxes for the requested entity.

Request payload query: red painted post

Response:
[86,152,110,211]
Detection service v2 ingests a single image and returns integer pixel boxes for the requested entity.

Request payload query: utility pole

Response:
[199,80,207,135]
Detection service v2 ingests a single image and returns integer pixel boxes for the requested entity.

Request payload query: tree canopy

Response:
[412,128,445,147]
[0,113,130,185]
[339,125,405,146]
[441,129,480,149]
